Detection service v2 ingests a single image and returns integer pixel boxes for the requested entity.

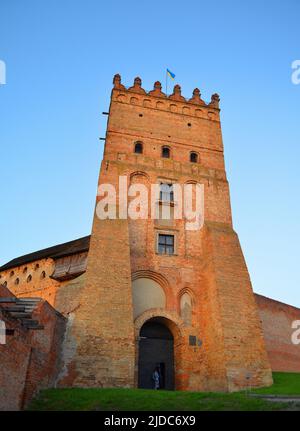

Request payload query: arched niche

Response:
[132,278,166,319]
[130,97,139,105]
[180,292,192,325]
[117,94,126,103]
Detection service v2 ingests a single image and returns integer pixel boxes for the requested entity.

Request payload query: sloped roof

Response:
[0,235,91,272]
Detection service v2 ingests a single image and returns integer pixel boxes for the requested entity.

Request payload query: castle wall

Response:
[0,285,66,410]
[202,225,272,390]
[255,294,300,372]
[0,294,31,410]
[0,258,60,306]
[0,258,86,316]
[65,163,136,387]
[1,252,298,395]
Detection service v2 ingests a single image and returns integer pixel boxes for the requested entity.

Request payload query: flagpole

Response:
[166,69,168,96]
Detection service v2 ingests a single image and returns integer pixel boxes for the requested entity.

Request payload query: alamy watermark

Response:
[291,60,300,85]
[0,59,6,85]
[96,176,204,231]
[291,320,300,345]
[0,319,6,345]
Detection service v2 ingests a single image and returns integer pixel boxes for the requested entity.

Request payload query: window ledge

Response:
[155,252,178,257]
[157,200,177,206]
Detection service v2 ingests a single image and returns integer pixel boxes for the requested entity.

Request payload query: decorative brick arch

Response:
[184,179,198,185]
[134,307,185,339]
[131,270,172,306]
[129,170,150,182]
[178,286,195,302]
[177,287,196,310]
[118,169,150,184]
[178,288,195,327]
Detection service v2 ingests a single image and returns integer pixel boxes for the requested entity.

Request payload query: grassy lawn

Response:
[253,372,300,396]
[27,372,300,411]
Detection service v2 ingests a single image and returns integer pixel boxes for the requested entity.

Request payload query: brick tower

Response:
[65,74,273,391]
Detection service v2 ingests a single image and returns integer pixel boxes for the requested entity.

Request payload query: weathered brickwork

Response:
[1,243,298,398]
[60,75,273,391]
[0,285,66,410]
[0,257,87,316]
[1,74,299,404]
[0,237,89,313]
[0,259,60,306]
[255,294,300,372]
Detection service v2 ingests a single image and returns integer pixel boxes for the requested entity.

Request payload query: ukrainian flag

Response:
[167,68,175,80]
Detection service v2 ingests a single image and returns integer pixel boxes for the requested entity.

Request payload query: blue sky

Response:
[0,0,299,306]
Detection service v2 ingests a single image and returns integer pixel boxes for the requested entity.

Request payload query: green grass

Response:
[27,388,287,411]
[27,372,300,411]
[253,372,300,396]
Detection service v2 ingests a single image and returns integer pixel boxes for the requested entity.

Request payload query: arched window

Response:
[15,278,19,285]
[41,271,46,279]
[162,146,170,158]
[190,152,198,163]
[27,275,32,283]
[134,141,143,154]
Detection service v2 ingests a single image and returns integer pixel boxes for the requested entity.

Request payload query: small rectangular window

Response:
[158,234,174,255]
[162,146,170,158]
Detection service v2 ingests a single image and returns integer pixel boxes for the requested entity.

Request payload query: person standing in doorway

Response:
[152,366,160,390]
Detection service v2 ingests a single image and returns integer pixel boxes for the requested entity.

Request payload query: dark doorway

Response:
[138,318,175,390]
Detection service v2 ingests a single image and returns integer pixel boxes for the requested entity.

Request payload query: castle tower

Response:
[66,74,273,391]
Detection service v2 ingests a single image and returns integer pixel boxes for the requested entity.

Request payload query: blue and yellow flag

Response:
[167,68,175,80]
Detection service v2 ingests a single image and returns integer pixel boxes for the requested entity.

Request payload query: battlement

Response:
[112,74,220,110]
[106,73,224,159]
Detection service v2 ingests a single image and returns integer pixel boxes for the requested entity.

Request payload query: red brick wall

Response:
[255,294,300,372]
[0,285,66,410]
[0,258,60,306]
[0,290,31,410]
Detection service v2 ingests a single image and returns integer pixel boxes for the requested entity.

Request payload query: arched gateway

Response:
[138,317,175,390]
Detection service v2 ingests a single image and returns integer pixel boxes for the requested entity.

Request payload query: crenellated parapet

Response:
[112,74,220,111]
[148,81,166,98]
[128,77,147,95]
[168,84,186,102]
[112,73,125,90]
